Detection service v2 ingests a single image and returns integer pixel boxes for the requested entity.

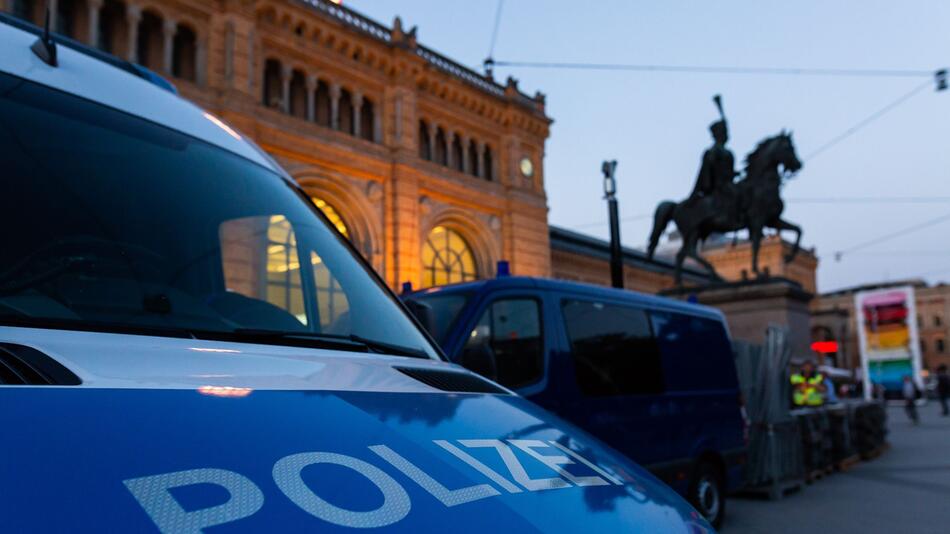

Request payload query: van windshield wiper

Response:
[227,329,428,359]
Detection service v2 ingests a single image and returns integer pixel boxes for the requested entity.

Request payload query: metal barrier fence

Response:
[735,327,889,498]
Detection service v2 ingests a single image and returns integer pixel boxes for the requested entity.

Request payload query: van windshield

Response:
[0,71,436,358]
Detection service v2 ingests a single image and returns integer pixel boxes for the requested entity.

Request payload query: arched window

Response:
[315,80,331,126]
[172,24,197,81]
[339,88,354,134]
[451,134,464,172]
[418,121,431,160]
[434,127,447,166]
[310,197,350,331]
[98,0,126,54]
[467,139,478,176]
[289,69,307,119]
[136,10,163,70]
[262,58,282,109]
[482,146,494,181]
[360,97,375,142]
[422,226,477,287]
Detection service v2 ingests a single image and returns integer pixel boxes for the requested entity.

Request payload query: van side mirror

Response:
[404,299,435,336]
[461,344,498,382]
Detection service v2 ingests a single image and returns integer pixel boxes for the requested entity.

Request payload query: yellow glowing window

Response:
[312,197,349,238]
[265,215,306,324]
[422,226,477,287]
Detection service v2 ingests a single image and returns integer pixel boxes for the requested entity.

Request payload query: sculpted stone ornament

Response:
[647,95,804,285]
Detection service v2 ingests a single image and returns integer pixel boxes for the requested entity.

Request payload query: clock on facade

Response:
[519,157,534,178]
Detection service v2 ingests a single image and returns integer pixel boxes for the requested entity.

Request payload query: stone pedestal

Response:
[661,278,814,361]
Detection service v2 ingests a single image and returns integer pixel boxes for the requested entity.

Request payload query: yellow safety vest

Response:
[791,373,824,406]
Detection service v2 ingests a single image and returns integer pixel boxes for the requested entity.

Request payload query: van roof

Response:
[0,13,278,173]
[408,276,725,320]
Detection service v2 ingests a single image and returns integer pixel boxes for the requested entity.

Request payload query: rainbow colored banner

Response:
[855,286,922,397]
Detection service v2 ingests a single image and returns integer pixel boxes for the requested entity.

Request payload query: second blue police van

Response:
[405,276,748,528]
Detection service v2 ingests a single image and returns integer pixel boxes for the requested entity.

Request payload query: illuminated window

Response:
[422,226,477,287]
[311,197,349,238]
[265,215,306,324]
[310,198,350,331]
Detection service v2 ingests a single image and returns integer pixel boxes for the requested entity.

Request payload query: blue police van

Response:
[404,276,748,528]
[0,12,714,533]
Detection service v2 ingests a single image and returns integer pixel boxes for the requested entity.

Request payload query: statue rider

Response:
[691,95,738,205]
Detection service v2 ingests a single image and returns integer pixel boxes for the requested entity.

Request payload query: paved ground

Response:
[725,402,950,534]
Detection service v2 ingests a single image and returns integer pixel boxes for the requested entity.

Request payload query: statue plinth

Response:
[661,277,813,360]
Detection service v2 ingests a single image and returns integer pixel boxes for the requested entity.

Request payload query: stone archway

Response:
[293,170,384,275]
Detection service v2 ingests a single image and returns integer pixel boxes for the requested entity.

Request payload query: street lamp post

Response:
[602,160,623,289]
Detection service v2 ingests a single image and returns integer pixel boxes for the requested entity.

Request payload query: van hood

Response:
[0,328,710,532]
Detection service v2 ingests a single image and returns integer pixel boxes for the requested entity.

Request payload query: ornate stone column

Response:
[125,4,142,63]
[445,130,456,169]
[329,83,341,130]
[162,19,176,74]
[428,122,438,162]
[475,141,485,179]
[352,91,363,138]
[48,0,59,32]
[306,74,318,122]
[461,135,471,174]
[280,64,292,114]
[86,0,103,47]
[373,105,383,143]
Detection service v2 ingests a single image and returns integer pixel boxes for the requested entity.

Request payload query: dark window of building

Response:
[136,10,163,71]
[921,340,927,353]
[451,134,464,172]
[936,316,943,327]
[418,121,431,160]
[938,338,946,354]
[483,146,493,181]
[173,24,197,82]
[55,0,78,38]
[434,127,447,165]
[262,59,282,109]
[98,0,126,54]
[562,300,663,396]
[288,70,307,119]
[467,139,478,176]
[315,80,331,127]
[651,311,738,391]
[338,88,354,134]
[360,97,375,142]
[466,299,543,389]
[11,0,37,23]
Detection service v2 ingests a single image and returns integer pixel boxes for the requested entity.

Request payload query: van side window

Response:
[562,300,663,396]
[466,299,543,388]
[651,312,738,391]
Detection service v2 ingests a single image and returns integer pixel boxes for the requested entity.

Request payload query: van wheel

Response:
[689,462,725,529]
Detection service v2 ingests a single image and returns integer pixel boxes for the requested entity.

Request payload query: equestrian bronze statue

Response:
[647,95,804,285]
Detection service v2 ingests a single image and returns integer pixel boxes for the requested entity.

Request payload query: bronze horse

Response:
[647,132,804,285]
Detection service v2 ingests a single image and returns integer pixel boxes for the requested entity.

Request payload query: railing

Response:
[415,45,505,98]
[298,0,391,42]
[297,0,540,109]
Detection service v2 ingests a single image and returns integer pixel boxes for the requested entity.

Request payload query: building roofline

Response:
[549,226,712,282]
[819,278,929,298]
[295,0,547,115]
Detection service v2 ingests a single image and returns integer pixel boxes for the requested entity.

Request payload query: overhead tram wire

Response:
[804,79,933,160]
[485,0,505,65]
[834,209,950,261]
[492,60,936,79]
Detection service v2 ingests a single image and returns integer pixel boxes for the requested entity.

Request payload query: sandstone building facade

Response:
[4,0,552,292]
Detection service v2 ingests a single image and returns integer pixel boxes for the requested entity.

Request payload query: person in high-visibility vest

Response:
[791,361,827,406]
